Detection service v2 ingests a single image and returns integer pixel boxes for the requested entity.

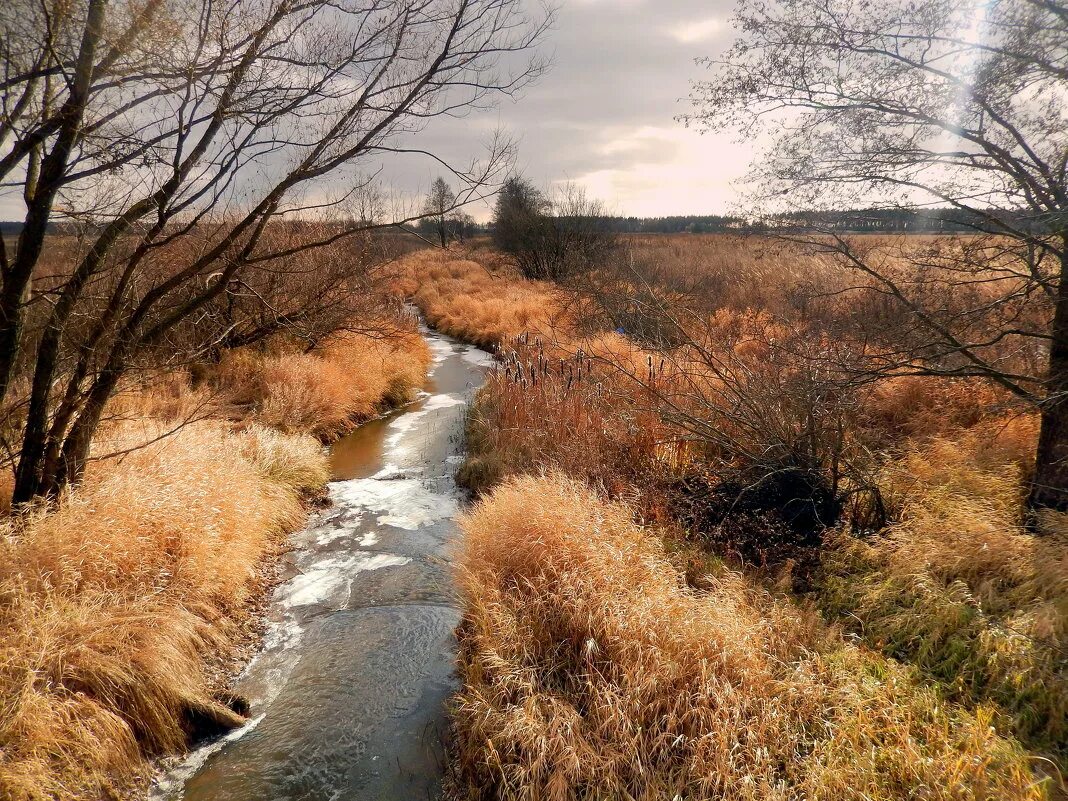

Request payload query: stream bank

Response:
[151,328,492,801]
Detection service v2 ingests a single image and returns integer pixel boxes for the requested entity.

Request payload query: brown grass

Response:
[451,474,1048,801]
[398,239,1066,791]
[820,417,1068,763]
[213,323,431,440]
[389,249,565,349]
[0,419,327,800]
[0,311,432,799]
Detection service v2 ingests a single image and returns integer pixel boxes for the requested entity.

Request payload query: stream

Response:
[151,327,493,801]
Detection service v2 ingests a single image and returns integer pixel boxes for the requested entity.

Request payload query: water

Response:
[151,329,493,801]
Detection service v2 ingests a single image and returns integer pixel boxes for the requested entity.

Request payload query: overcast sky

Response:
[0,0,752,223]
[405,0,752,221]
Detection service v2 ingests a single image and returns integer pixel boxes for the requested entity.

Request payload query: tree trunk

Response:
[1029,238,1068,513]
[0,0,107,405]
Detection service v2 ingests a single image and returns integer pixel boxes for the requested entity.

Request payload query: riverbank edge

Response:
[0,325,434,801]
[132,355,439,801]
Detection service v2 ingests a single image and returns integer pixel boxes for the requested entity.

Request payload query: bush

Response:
[493,178,617,282]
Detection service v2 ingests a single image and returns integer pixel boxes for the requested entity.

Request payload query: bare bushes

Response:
[0,419,326,800]
[492,178,618,282]
[451,475,1045,801]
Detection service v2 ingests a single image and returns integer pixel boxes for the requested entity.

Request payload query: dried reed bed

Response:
[0,419,328,800]
[212,323,431,439]
[820,416,1068,763]
[620,233,840,317]
[451,475,1046,801]
[389,248,566,348]
[460,337,682,510]
[406,240,1066,782]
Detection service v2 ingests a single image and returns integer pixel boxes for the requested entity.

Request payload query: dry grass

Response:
[389,248,565,349]
[213,323,431,439]
[0,419,328,800]
[0,309,432,799]
[402,239,1066,791]
[820,417,1068,764]
[451,474,1048,801]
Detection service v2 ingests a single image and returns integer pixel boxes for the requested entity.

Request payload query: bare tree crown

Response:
[0,0,551,503]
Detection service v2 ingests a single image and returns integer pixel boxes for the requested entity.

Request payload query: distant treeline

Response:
[2,208,1053,238]
[576,215,745,234]
[578,209,1052,234]
[764,208,1056,234]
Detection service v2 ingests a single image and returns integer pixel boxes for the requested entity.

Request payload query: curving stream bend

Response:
[151,328,492,801]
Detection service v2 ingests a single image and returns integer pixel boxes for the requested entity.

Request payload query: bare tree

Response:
[423,176,457,247]
[687,0,1068,512]
[0,0,551,504]
[492,178,617,281]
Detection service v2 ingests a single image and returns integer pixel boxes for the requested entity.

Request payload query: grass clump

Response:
[452,474,1047,801]
[0,419,327,800]
[819,419,1068,766]
[214,325,431,440]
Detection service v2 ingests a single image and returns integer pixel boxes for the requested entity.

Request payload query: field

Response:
[391,234,1068,799]
[2,229,1065,800]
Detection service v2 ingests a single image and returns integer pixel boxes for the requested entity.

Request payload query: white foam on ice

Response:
[383,393,464,459]
[280,553,410,609]
[332,478,458,530]
[427,336,455,367]
[461,347,495,367]
[422,393,466,411]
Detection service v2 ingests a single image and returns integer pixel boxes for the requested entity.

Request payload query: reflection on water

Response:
[150,328,491,801]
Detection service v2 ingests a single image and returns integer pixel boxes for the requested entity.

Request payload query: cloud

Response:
[667,18,724,43]
[563,126,754,217]
[438,0,744,219]
[0,1,749,223]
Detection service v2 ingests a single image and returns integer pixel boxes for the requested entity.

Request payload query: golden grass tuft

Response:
[214,324,431,439]
[389,249,564,348]
[820,418,1068,762]
[452,474,1047,801]
[0,418,327,800]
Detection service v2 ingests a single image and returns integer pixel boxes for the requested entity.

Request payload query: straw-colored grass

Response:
[452,474,1048,801]
[820,417,1068,764]
[0,419,328,800]
[389,248,564,349]
[400,239,1066,790]
[0,310,432,800]
[213,324,431,439]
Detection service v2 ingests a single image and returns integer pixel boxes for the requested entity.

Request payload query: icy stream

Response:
[151,328,493,801]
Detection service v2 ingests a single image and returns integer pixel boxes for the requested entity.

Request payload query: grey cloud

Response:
[386,0,741,215]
